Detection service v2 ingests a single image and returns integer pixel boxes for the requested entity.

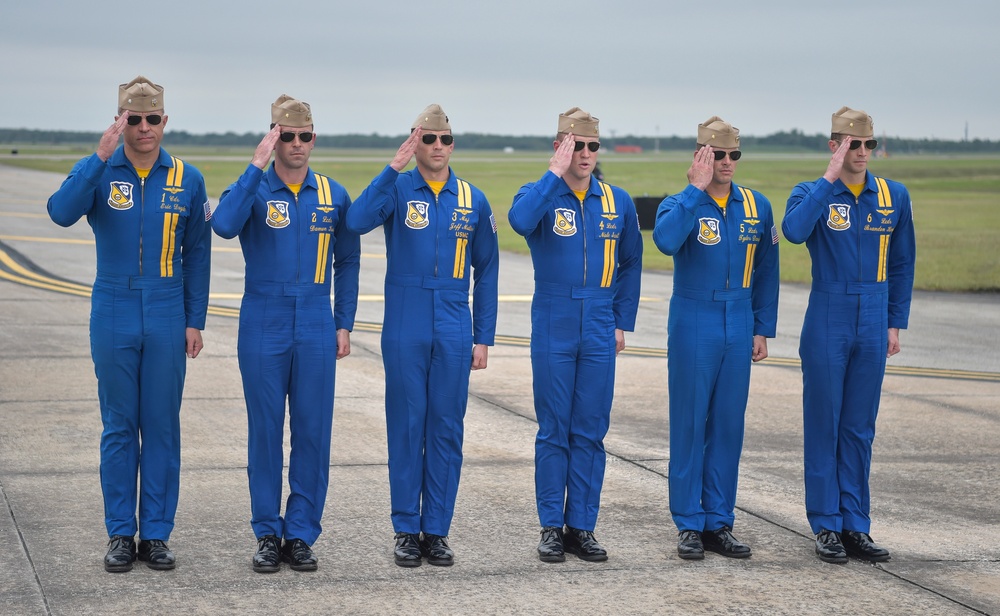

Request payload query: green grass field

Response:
[3,145,998,292]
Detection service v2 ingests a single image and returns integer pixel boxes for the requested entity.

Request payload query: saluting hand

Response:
[823,136,853,184]
[97,113,130,162]
[390,128,421,171]
[548,132,576,178]
[251,124,281,169]
[687,145,714,191]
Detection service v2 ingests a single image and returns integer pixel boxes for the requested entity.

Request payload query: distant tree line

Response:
[2,127,999,154]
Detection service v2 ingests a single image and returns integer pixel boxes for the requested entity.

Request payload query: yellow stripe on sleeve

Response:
[875,177,892,210]
[738,187,758,219]
[160,212,179,277]
[602,239,616,287]
[453,238,468,278]
[743,243,756,288]
[317,174,332,206]
[877,234,890,282]
[599,182,617,216]
[314,233,330,283]
[166,157,185,189]
[457,179,471,209]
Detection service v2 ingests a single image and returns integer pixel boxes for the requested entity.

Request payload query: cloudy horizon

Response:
[2,1,995,141]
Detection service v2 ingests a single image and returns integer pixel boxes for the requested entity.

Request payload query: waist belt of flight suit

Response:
[95,274,183,289]
[672,287,752,302]
[385,273,469,291]
[534,280,614,299]
[811,281,888,295]
[245,280,331,296]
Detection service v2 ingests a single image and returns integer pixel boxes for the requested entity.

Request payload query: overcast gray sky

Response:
[2,0,995,140]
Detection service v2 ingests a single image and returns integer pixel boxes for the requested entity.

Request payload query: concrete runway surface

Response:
[1,163,998,615]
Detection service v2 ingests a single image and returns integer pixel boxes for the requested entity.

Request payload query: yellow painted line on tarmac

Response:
[1,234,94,245]
[0,269,93,297]
[0,212,50,218]
[3,243,999,382]
[752,356,1000,382]
[0,235,383,258]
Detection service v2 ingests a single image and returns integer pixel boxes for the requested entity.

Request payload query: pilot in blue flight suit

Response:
[212,95,360,573]
[509,107,643,564]
[782,106,915,564]
[47,76,211,572]
[347,104,499,568]
[653,116,779,561]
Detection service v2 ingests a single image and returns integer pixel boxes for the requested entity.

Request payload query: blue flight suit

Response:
[47,146,212,540]
[509,171,643,531]
[783,173,915,535]
[346,165,499,537]
[212,163,360,545]
[652,183,779,533]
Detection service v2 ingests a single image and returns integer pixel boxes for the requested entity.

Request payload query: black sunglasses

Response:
[421,133,454,146]
[277,131,313,143]
[713,150,742,161]
[574,141,600,152]
[126,114,162,126]
[848,139,879,151]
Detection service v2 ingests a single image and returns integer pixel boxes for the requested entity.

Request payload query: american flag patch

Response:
[490,213,497,234]
[771,224,779,245]
[204,199,212,221]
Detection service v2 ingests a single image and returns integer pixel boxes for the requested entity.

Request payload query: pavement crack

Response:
[1,480,52,615]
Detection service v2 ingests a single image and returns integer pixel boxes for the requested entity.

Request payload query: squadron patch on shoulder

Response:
[697,217,721,245]
[108,181,134,210]
[827,204,851,231]
[406,200,430,229]
[266,200,290,228]
[553,208,577,236]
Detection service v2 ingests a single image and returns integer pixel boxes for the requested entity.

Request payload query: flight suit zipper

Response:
[721,198,730,289]
[580,195,587,285]
[138,176,145,276]
[855,192,862,281]
[434,192,440,278]
[294,191,301,282]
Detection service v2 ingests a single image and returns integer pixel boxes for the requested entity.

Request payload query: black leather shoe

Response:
[394,532,422,567]
[104,535,136,573]
[253,535,281,573]
[563,527,608,562]
[137,539,175,570]
[677,530,704,560]
[843,530,891,562]
[281,538,318,571]
[419,533,454,566]
[537,526,565,563]
[815,529,848,564]
[702,526,752,559]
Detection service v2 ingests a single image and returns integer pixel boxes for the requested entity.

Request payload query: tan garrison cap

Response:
[697,116,740,148]
[558,107,599,137]
[271,94,313,128]
[412,104,451,131]
[832,106,874,136]
[118,76,164,112]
